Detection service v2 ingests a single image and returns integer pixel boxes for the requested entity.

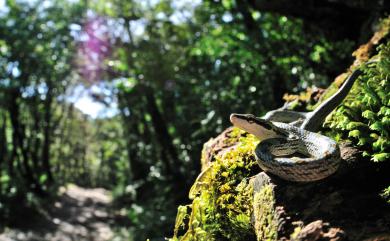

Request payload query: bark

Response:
[0,112,7,167]
[122,18,186,196]
[7,89,45,196]
[119,20,156,182]
[30,94,41,174]
[139,84,189,201]
[118,92,149,181]
[142,85,182,178]
[55,103,73,184]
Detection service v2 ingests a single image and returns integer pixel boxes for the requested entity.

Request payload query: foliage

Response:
[89,1,355,237]
[0,0,84,219]
[325,42,390,162]
[382,186,390,203]
[322,38,390,201]
[0,0,387,240]
[183,2,354,128]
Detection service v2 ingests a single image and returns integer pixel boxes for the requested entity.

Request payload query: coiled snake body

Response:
[230,61,376,182]
[255,122,339,182]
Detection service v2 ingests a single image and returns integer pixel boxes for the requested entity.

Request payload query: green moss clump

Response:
[253,184,278,241]
[171,128,261,240]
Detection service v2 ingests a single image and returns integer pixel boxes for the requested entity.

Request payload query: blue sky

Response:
[69,84,118,119]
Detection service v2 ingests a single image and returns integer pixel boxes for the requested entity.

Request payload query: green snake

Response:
[230,61,377,182]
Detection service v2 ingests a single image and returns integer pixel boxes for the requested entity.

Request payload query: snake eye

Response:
[246,114,256,123]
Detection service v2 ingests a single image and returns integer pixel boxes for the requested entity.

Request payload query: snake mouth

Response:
[230,113,276,131]
[230,113,250,124]
[230,113,284,140]
[229,113,237,124]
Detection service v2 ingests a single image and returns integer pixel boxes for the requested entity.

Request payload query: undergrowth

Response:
[325,42,390,163]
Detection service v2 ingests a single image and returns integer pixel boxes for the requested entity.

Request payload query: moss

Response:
[290,226,302,240]
[173,205,191,238]
[253,184,278,241]
[171,130,260,240]
[223,127,245,146]
[203,132,259,240]
[200,127,245,170]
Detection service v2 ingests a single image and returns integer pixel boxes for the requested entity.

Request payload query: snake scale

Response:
[230,61,377,182]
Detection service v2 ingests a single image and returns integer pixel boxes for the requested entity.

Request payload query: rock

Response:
[171,124,390,241]
[295,220,345,241]
[201,126,239,169]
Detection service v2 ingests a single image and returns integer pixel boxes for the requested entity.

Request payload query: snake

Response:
[230,61,377,182]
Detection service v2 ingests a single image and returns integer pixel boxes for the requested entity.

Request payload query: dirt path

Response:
[0,185,130,241]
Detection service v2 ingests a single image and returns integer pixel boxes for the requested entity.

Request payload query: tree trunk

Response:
[0,112,5,195]
[30,94,42,174]
[143,85,182,177]
[8,89,45,196]
[118,92,150,181]
[0,112,7,167]
[41,84,54,184]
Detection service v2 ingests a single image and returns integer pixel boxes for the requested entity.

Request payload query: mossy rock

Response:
[171,129,389,241]
[170,18,390,241]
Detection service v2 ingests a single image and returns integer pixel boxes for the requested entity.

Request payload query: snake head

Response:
[230,113,285,139]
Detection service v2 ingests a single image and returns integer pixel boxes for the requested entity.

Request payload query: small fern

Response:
[325,42,390,163]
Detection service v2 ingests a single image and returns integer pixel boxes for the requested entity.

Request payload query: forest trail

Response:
[0,185,129,241]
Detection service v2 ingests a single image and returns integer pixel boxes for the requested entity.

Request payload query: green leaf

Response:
[371,153,390,162]
[0,174,10,184]
[381,186,390,203]
[222,0,234,9]
[362,83,381,107]
[357,138,369,146]
[382,116,390,126]
[348,129,361,138]
[369,122,383,132]
[39,174,47,184]
[379,106,390,116]
[346,121,367,130]
[362,110,376,120]
[373,137,389,151]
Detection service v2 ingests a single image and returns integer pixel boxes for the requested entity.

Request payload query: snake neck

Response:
[301,60,378,132]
